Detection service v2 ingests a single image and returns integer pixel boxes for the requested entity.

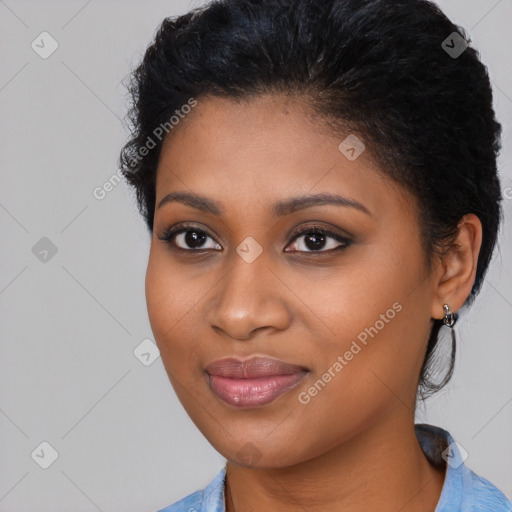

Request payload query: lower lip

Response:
[208,372,307,408]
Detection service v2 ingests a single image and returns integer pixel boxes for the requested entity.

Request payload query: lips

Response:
[205,356,308,408]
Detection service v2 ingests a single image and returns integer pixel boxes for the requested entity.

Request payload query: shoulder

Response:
[414,424,511,512]
[155,466,227,512]
[156,489,204,512]
[461,467,512,511]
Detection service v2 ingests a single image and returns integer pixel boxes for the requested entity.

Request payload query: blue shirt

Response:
[157,424,511,511]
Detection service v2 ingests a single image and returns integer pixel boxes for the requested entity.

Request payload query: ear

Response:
[430,214,483,320]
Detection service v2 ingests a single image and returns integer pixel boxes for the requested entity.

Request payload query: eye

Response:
[285,226,351,253]
[157,224,222,251]
[157,223,351,254]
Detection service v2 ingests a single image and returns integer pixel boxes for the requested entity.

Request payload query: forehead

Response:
[155,94,410,219]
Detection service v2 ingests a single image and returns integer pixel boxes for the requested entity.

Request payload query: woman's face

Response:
[146,93,438,467]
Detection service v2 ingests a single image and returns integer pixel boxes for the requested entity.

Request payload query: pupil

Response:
[185,231,206,248]
[305,232,325,251]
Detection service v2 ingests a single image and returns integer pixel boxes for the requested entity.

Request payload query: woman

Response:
[119,0,511,510]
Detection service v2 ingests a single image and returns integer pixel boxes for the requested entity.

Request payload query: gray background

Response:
[0,0,511,510]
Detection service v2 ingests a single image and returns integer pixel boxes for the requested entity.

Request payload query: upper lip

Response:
[205,356,307,379]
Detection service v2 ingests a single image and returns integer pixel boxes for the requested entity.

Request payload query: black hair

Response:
[119,0,502,399]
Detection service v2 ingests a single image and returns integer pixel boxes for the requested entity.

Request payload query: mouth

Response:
[205,356,308,408]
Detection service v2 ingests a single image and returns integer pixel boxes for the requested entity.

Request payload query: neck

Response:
[224,413,446,512]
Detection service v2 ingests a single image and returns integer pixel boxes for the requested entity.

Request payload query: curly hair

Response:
[119,0,502,399]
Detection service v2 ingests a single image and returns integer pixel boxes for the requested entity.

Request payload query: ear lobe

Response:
[430,214,483,320]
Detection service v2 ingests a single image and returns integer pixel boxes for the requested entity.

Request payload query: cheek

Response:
[292,303,427,454]
[145,249,201,372]
[299,243,431,416]
[145,254,174,343]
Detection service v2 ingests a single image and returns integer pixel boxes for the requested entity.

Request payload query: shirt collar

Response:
[200,463,226,512]
[415,423,473,511]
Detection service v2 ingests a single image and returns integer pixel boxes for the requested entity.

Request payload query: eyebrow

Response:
[157,191,372,217]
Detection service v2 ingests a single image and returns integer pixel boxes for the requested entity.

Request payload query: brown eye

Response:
[158,226,222,251]
[285,227,351,253]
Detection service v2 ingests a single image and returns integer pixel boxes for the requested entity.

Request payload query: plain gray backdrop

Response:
[1,0,511,510]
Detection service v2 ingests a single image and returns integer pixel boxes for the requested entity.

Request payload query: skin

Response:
[145,93,482,512]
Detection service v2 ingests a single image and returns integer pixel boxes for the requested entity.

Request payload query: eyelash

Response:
[157,223,352,255]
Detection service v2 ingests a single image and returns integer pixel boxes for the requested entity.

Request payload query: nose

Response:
[206,252,292,341]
